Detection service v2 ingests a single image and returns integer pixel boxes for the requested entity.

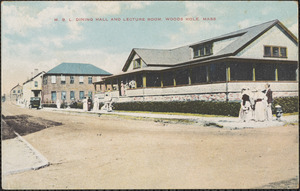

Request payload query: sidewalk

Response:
[42,107,298,129]
[2,132,49,176]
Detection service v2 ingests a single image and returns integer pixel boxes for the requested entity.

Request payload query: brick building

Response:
[42,63,111,104]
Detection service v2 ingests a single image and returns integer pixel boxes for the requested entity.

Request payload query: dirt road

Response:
[2,102,299,189]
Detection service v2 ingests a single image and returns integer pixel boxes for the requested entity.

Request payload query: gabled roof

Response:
[23,71,46,85]
[122,19,298,72]
[11,84,22,91]
[46,62,112,75]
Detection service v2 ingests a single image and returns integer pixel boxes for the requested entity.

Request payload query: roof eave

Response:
[232,20,280,56]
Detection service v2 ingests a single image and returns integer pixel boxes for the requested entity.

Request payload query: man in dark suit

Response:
[263,83,273,121]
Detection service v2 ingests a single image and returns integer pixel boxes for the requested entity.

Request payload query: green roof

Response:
[47,63,112,75]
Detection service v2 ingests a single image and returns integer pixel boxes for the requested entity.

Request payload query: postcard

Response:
[1,1,299,189]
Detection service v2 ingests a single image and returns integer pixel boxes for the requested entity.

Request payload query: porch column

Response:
[275,63,278,81]
[110,79,113,91]
[160,73,164,87]
[206,65,210,82]
[143,73,147,88]
[188,68,192,85]
[134,75,137,89]
[252,63,256,81]
[116,78,120,90]
[226,63,231,82]
[173,72,176,87]
[104,82,107,92]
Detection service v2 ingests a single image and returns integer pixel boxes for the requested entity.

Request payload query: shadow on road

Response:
[1,114,63,140]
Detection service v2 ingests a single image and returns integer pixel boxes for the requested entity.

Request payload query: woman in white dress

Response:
[83,97,87,111]
[56,99,61,109]
[239,88,252,122]
[254,89,266,122]
[93,97,99,111]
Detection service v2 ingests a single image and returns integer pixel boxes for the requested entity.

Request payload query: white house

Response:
[94,20,298,102]
[22,70,45,107]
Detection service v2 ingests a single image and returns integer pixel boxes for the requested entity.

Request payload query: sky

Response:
[1,1,298,95]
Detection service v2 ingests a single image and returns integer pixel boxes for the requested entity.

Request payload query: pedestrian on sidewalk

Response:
[56,99,61,109]
[93,97,99,111]
[254,88,266,122]
[83,97,87,111]
[262,83,273,121]
[87,97,92,111]
[239,88,252,122]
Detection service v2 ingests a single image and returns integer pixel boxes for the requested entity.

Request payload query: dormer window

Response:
[133,58,141,69]
[264,46,287,58]
[193,43,213,58]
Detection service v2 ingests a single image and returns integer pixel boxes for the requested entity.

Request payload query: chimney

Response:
[34,69,39,76]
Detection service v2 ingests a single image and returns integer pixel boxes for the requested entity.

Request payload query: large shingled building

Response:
[42,62,111,103]
[94,19,298,102]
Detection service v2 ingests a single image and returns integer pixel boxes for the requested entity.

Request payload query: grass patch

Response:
[114,110,235,118]
[282,112,298,116]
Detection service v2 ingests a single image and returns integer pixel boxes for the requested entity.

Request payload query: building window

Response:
[43,77,47,85]
[278,64,297,81]
[70,76,74,84]
[175,69,189,85]
[273,47,279,57]
[280,47,287,57]
[193,43,213,58]
[51,76,56,84]
[210,63,226,82]
[18,90,20,93]
[230,62,253,81]
[70,91,75,100]
[34,81,38,87]
[79,76,84,84]
[61,91,66,100]
[133,59,141,69]
[146,73,161,87]
[61,75,66,84]
[264,46,287,58]
[135,74,143,88]
[79,91,84,100]
[13,90,16,93]
[264,46,271,56]
[191,65,207,84]
[88,91,93,99]
[51,91,57,101]
[162,71,174,87]
[88,77,93,84]
[255,63,275,81]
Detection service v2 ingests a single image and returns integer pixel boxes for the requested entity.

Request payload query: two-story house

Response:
[10,84,23,102]
[22,70,45,106]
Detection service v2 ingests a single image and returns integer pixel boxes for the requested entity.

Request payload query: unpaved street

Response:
[2,102,299,189]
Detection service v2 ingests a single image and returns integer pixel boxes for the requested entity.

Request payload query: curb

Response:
[42,108,298,129]
[3,132,50,176]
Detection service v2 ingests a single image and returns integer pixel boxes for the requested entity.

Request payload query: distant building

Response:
[10,84,22,101]
[42,62,112,103]
[94,19,298,102]
[22,70,45,107]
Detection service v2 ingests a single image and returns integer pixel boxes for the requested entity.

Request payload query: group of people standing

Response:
[82,97,93,111]
[239,83,273,122]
